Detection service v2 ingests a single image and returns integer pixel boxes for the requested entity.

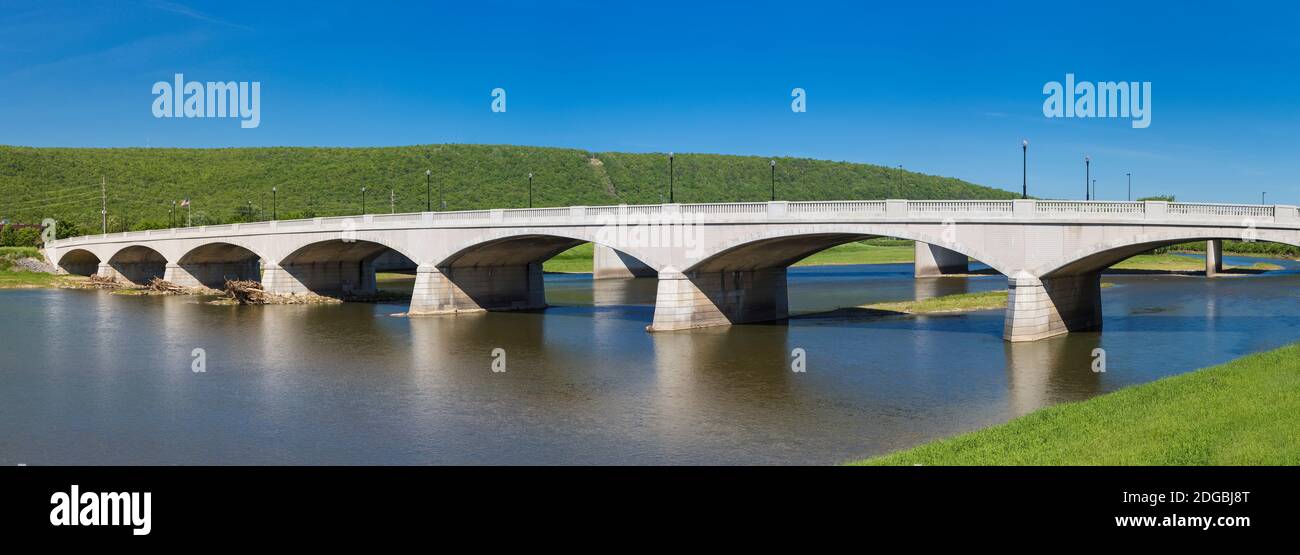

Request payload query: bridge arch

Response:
[173,242,267,289]
[683,225,1012,276]
[104,244,168,285]
[267,238,416,296]
[1035,231,1300,277]
[411,232,658,315]
[650,226,1009,332]
[56,248,101,276]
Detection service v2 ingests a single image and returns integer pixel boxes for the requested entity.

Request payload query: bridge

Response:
[44,199,1300,342]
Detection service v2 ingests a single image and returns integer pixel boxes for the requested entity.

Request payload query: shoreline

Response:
[851,341,1300,465]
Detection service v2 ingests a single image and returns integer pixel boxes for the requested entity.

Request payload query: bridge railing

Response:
[45,199,1300,248]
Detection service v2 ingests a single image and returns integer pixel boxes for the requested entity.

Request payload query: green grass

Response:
[864,290,1009,313]
[0,270,59,288]
[0,145,1017,236]
[854,342,1300,465]
[1112,253,1281,272]
[794,241,915,266]
[542,243,595,273]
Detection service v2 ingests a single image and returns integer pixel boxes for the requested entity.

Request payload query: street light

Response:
[1125,172,1131,201]
[770,159,777,201]
[1021,140,1028,199]
[361,186,367,214]
[1093,179,1097,200]
[528,173,533,208]
[668,152,675,204]
[1084,155,1091,200]
[272,186,277,220]
[425,169,432,212]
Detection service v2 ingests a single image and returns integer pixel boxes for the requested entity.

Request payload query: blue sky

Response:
[2,0,1298,203]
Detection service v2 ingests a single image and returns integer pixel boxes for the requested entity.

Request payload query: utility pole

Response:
[100,176,107,233]
[770,159,777,201]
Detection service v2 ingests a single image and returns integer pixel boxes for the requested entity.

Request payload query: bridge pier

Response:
[1003,272,1103,342]
[647,267,788,331]
[262,261,377,296]
[408,263,546,315]
[96,262,119,280]
[592,244,657,279]
[165,261,261,289]
[101,261,165,285]
[1206,239,1224,277]
[914,242,969,277]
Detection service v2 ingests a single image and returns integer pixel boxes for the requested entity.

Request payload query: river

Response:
[1,254,1297,464]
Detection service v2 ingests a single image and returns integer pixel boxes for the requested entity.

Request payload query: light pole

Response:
[361,186,367,214]
[1084,156,1091,200]
[1021,140,1028,199]
[272,186,277,220]
[425,169,432,212]
[668,152,675,203]
[528,173,533,208]
[770,159,777,201]
[1125,172,1131,201]
[1092,179,1097,200]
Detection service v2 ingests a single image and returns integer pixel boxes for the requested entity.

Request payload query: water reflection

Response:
[1,260,1298,464]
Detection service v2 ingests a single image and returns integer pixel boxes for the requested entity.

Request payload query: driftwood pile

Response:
[147,277,187,294]
[86,274,122,289]
[223,279,273,304]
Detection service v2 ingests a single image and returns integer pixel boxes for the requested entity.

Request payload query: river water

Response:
[1,255,1297,465]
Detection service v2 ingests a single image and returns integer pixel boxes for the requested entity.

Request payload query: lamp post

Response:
[770,159,777,201]
[425,170,432,212]
[668,152,675,203]
[272,186,277,220]
[1021,140,1028,199]
[1084,155,1091,200]
[528,173,533,208]
[1093,179,1097,201]
[1125,172,1131,201]
[361,186,367,214]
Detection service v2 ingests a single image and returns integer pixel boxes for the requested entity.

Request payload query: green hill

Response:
[0,144,1016,237]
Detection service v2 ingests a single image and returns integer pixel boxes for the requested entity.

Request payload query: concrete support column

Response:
[103,261,165,284]
[1003,272,1103,342]
[648,267,788,331]
[914,241,969,277]
[162,263,191,286]
[408,263,546,315]
[264,261,377,296]
[168,260,261,289]
[1206,239,1224,277]
[592,244,657,279]
[96,262,119,280]
[261,263,309,295]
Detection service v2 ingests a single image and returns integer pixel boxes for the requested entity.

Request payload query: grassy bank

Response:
[863,290,1009,314]
[1111,253,1281,272]
[855,341,1300,465]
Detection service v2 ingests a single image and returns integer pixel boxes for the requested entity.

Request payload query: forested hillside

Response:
[0,144,1018,237]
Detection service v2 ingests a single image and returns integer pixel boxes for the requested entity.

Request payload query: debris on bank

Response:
[212,279,342,306]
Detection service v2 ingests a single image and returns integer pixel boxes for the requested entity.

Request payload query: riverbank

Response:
[853,341,1300,465]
